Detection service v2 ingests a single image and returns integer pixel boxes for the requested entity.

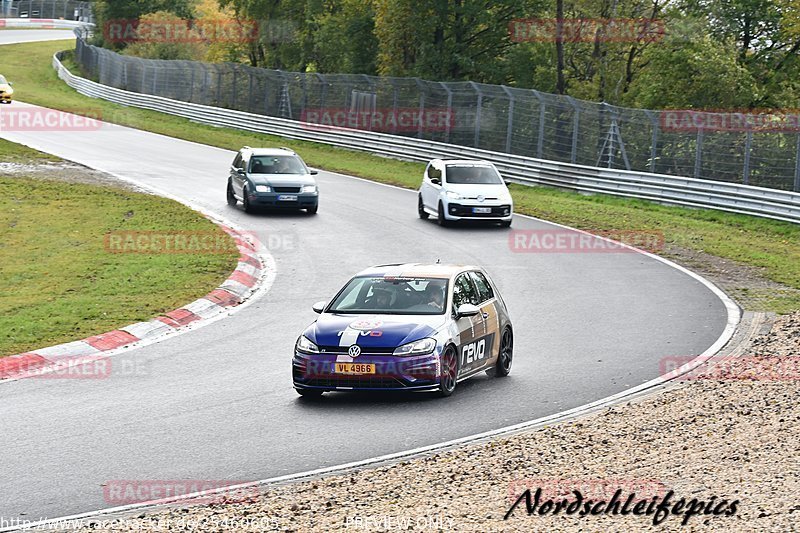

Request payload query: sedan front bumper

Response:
[292,351,441,391]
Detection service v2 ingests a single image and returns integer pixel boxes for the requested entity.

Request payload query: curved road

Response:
[0,34,730,521]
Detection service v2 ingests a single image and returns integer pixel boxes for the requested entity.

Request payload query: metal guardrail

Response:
[52,51,800,225]
[0,17,90,28]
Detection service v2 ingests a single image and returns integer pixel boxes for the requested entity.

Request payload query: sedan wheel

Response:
[488,328,513,377]
[418,196,429,219]
[242,186,254,213]
[438,346,458,397]
[226,181,237,206]
[437,202,449,227]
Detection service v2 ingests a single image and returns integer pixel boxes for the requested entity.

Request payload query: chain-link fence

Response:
[73,33,800,192]
[0,0,92,21]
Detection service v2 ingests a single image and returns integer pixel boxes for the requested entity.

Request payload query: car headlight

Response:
[393,337,436,356]
[296,336,319,354]
[255,185,271,193]
[302,185,317,193]
[445,190,462,200]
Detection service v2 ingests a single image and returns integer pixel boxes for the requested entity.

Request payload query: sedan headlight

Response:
[445,190,463,200]
[296,336,319,354]
[302,185,317,193]
[393,337,436,356]
[255,185,271,193]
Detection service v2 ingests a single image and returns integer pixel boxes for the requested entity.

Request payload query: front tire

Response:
[226,180,237,206]
[418,196,429,219]
[306,204,318,215]
[437,202,449,227]
[242,185,254,213]
[487,328,513,377]
[438,345,458,397]
[500,219,512,228]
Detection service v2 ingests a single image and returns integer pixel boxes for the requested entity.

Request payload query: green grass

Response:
[0,136,61,163]
[0,177,238,356]
[2,39,800,313]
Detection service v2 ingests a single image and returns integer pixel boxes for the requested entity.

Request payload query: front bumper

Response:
[444,202,512,221]
[249,191,318,208]
[0,93,12,103]
[292,351,441,392]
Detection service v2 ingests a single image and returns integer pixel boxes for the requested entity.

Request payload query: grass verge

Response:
[1,38,799,312]
[0,174,238,357]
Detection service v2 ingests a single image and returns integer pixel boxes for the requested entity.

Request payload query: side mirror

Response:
[504,180,512,187]
[236,168,245,175]
[312,301,327,314]
[456,303,480,318]
[309,170,318,175]
[430,177,441,186]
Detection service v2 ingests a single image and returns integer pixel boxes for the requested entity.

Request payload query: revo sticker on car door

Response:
[460,332,495,372]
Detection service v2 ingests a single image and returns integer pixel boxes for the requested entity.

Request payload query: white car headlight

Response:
[296,336,319,354]
[445,190,462,200]
[393,337,436,356]
[255,185,271,193]
[302,185,317,193]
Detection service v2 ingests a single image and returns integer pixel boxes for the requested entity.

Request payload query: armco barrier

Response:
[51,51,800,225]
[0,18,91,29]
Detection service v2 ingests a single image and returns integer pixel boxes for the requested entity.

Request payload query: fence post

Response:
[694,128,704,178]
[566,96,580,164]
[469,81,482,148]
[743,130,752,185]
[414,78,425,139]
[439,82,452,144]
[531,90,545,158]
[501,85,514,153]
[794,133,800,192]
[645,110,659,173]
[391,79,399,135]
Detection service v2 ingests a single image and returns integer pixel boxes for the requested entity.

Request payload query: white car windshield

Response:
[445,165,503,184]
[328,277,449,315]
[0,75,8,85]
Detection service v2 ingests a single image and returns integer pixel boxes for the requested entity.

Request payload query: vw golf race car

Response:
[293,263,514,397]
[0,75,14,104]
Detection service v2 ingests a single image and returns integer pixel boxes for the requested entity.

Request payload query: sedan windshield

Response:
[328,277,449,315]
[445,165,503,184]
[0,75,7,85]
[249,155,307,174]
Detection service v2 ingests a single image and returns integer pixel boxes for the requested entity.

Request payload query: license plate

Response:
[278,195,298,201]
[472,207,492,214]
[333,363,375,374]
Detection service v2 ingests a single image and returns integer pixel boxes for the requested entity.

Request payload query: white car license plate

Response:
[472,207,492,214]
[278,195,298,201]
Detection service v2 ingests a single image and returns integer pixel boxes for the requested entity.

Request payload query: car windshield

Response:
[0,75,8,84]
[249,155,306,174]
[445,165,503,184]
[328,276,449,315]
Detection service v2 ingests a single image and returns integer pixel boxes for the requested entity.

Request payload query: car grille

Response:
[273,186,301,193]
[448,203,511,217]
